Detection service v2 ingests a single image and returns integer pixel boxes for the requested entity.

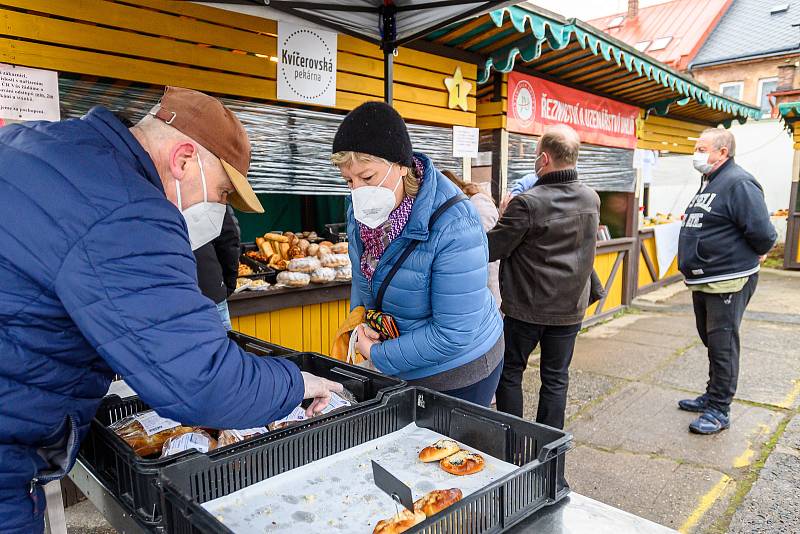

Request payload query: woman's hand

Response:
[355,324,380,360]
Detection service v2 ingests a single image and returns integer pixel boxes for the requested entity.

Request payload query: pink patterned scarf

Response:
[358,157,424,280]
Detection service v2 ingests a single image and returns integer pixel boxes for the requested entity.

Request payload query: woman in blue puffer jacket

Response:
[331,102,504,406]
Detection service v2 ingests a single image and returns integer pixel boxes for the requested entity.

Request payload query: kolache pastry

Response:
[373,508,426,534]
[439,450,485,476]
[418,439,460,462]
[414,488,463,517]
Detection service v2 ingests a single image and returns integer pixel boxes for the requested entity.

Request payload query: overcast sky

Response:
[525,0,672,21]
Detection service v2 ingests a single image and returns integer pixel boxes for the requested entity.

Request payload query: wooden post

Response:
[490,128,509,205]
[785,150,800,269]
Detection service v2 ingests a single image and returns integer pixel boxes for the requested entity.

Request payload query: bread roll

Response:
[279,242,290,260]
[331,242,349,254]
[319,240,334,248]
[414,488,463,517]
[259,241,272,257]
[306,243,320,257]
[288,245,304,259]
[418,439,459,462]
[298,239,310,253]
[373,509,426,534]
[317,245,332,257]
[439,450,485,476]
[265,233,289,243]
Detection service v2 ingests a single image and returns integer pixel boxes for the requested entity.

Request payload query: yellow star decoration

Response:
[444,66,472,112]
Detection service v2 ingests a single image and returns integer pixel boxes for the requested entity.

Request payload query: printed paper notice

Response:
[452,126,479,158]
[0,64,60,121]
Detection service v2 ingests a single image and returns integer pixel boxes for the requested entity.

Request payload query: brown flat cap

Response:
[152,86,263,213]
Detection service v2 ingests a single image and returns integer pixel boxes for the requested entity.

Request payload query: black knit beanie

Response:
[332,101,414,167]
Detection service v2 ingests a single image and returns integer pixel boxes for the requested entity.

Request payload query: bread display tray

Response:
[159,387,573,534]
[78,332,404,527]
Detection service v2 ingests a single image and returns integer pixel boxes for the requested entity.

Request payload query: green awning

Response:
[778,102,800,133]
[427,5,760,126]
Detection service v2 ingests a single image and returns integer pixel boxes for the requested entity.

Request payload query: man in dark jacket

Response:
[677,128,777,435]
[488,124,600,429]
[0,87,341,533]
[195,206,240,329]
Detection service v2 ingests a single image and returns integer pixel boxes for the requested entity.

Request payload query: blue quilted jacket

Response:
[348,154,503,380]
[0,107,303,530]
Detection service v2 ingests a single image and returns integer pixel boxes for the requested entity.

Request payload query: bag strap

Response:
[375,195,467,310]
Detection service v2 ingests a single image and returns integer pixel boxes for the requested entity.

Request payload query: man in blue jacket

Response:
[0,86,341,532]
[677,128,777,435]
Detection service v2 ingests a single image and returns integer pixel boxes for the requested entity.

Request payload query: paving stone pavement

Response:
[523,270,800,533]
[64,271,800,533]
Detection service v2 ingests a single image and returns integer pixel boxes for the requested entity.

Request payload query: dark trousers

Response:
[692,274,758,414]
[441,359,504,407]
[495,316,581,429]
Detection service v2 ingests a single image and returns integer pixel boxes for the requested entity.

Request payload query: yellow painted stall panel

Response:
[0,0,475,128]
[638,233,681,289]
[585,250,624,318]
[637,114,706,155]
[233,299,350,356]
[638,235,657,288]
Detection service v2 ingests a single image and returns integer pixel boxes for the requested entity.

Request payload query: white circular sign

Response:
[279,28,336,102]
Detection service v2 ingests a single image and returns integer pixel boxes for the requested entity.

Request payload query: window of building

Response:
[770,4,789,14]
[757,77,779,117]
[607,16,624,28]
[634,41,651,52]
[719,81,744,100]
[649,36,673,51]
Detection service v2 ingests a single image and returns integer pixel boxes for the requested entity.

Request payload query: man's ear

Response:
[168,141,197,181]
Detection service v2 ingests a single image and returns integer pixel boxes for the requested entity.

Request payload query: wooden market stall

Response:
[0,0,489,355]
[424,5,760,321]
[778,102,800,270]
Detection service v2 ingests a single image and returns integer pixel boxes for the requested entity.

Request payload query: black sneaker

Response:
[678,394,708,413]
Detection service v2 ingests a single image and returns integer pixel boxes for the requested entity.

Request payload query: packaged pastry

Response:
[310,267,336,284]
[331,242,349,254]
[277,271,311,287]
[267,390,354,430]
[248,279,270,290]
[320,253,350,268]
[334,265,352,281]
[235,278,251,292]
[109,411,195,457]
[217,426,269,448]
[160,430,217,458]
[288,257,321,273]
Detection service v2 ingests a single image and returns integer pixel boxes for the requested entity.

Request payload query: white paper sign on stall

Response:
[452,125,479,158]
[0,64,60,122]
[277,22,337,107]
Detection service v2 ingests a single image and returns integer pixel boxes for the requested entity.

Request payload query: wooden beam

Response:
[596,250,625,314]
[640,239,658,282]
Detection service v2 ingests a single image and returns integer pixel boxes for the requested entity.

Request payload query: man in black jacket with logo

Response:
[678,128,777,435]
[194,205,240,329]
[488,124,600,429]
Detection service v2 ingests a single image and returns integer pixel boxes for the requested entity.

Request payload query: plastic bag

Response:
[160,430,217,457]
[109,411,196,457]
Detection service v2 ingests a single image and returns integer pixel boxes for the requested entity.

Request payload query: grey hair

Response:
[700,128,736,157]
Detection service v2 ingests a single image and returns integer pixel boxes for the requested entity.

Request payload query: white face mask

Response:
[692,151,714,175]
[176,155,227,250]
[350,164,401,229]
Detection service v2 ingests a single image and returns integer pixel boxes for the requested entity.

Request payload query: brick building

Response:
[689,1,800,118]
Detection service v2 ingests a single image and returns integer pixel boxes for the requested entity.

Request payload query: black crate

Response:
[159,387,572,534]
[78,334,404,527]
[238,255,278,284]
